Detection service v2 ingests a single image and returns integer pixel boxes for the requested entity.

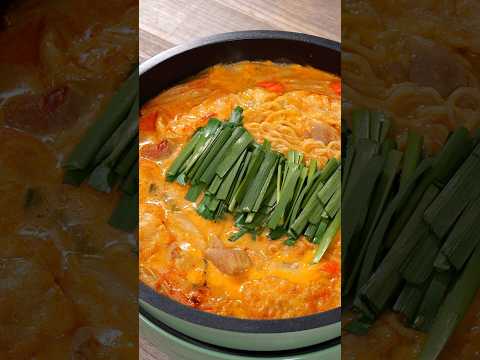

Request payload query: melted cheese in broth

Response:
[140,61,341,319]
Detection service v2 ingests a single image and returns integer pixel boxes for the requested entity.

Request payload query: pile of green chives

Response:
[166,106,341,263]
[62,69,138,232]
[342,108,480,360]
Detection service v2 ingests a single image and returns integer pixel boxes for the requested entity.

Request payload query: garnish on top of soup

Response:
[139,61,341,319]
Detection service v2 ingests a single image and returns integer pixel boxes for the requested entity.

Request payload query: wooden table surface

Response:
[139,0,340,358]
[140,0,340,63]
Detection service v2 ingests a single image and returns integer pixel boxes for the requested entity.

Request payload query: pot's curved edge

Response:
[139,30,340,76]
[140,282,341,334]
[140,310,341,358]
[141,299,340,351]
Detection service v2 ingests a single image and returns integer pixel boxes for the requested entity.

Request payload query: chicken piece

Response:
[311,121,338,144]
[3,86,82,134]
[204,235,252,276]
[408,36,474,98]
[140,140,172,161]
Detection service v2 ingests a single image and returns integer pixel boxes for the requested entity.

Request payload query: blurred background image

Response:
[139,1,341,360]
[342,1,480,359]
[0,1,138,358]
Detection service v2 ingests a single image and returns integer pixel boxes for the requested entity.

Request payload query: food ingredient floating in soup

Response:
[167,106,341,263]
[62,69,139,231]
[342,108,480,360]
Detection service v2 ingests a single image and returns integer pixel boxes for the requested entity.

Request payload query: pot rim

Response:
[141,283,341,333]
[140,30,340,75]
[139,30,341,334]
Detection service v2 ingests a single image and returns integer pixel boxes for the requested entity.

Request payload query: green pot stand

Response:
[140,311,340,360]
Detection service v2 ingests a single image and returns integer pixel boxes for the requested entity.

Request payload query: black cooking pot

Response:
[139,30,340,352]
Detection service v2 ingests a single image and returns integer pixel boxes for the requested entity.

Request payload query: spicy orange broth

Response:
[139,61,341,319]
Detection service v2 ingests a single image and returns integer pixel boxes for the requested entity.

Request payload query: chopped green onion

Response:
[313,209,341,263]
[401,234,440,285]
[419,243,480,360]
[393,283,426,324]
[229,106,244,125]
[229,146,264,211]
[351,109,370,143]
[166,131,203,181]
[385,128,472,247]
[399,130,423,191]
[109,192,138,232]
[64,70,138,170]
[114,136,138,178]
[290,177,325,236]
[318,158,339,183]
[121,160,138,195]
[353,159,434,294]
[413,271,453,332]
[325,188,341,218]
[207,175,223,195]
[217,151,247,201]
[268,164,301,229]
[304,223,318,240]
[312,218,329,244]
[250,156,278,214]
[424,146,480,239]
[360,185,440,314]
[239,150,277,213]
[88,97,139,192]
[200,127,245,185]
[439,195,480,270]
[216,131,253,177]
[185,183,205,202]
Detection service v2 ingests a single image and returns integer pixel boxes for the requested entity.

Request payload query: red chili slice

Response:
[321,260,340,276]
[257,81,285,94]
[330,80,341,96]
[139,111,158,132]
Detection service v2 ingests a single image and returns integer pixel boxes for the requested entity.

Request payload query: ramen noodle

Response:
[139,61,341,319]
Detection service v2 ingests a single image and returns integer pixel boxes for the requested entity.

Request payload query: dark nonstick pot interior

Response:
[140,30,340,107]
[139,30,341,333]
